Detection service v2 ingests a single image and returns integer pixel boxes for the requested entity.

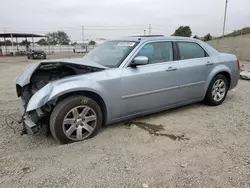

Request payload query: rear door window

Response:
[178,42,208,60]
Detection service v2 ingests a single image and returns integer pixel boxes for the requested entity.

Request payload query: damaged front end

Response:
[16,59,106,135]
[17,83,53,135]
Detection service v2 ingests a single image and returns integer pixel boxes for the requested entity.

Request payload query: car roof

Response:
[110,36,198,42]
[109,35,220,56]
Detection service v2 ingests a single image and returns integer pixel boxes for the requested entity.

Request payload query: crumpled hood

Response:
[16,58,107,87]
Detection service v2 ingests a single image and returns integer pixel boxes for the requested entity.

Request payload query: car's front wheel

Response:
[204,74,229,106]
[50,96,103,144]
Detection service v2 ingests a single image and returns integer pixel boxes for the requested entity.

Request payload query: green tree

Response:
[193,35,200,40]
[88,40,96,45]
[46,31,70,45]
[221,27,250,38]
[172,26,192,37]
[4,40,12,46]
[37,38,48,45]
[203,33,212,41]
[0,40,18,46]
[71,42,77,46]
[0,40,12,46]
[20,40,31,46]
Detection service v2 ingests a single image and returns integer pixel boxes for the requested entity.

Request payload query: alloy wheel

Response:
[62,105,97,141]
[212,79,226,102]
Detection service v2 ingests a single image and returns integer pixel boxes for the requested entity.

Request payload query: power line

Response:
[82,25,147,28]
[86,28,147,31]
[0,25,147,32]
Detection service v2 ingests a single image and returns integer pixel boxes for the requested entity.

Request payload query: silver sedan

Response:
[16,36,239,144]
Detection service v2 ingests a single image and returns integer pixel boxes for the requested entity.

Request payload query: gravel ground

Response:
[0,54,250,188]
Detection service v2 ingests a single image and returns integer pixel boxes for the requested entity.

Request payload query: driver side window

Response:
[137,41,173,65]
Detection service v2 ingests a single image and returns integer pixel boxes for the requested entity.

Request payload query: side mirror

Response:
[131,56,148,67]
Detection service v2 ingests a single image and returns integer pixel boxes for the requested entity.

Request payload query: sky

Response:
[0,0,249,42]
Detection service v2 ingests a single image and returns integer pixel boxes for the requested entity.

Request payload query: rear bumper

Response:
[229,71,239,90]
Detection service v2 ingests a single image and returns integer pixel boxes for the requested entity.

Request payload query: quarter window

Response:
[178,42,207,60]
[136,42,173,64]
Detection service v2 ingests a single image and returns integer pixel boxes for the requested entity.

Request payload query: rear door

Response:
[176,41,214,102]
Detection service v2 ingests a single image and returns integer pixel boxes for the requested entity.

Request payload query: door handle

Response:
[166,67,178,71]
[206,61,214,66]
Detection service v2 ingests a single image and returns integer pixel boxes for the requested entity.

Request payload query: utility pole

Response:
[222,0,228,37]
[149,24,151,35]
[82,25,84,44]
[3,28,7,54]
[11,33,14,55]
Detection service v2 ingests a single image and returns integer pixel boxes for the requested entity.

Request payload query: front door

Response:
[120,41,179,117]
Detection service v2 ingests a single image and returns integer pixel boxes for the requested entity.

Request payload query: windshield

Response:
[83,41,137,68]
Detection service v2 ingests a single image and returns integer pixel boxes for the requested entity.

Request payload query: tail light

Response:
[237,60,240,71]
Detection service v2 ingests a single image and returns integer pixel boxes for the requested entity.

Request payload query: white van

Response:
[73,44,87,53]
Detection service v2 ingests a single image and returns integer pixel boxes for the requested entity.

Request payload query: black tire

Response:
[50,96,103,144]
[204,74,229,106]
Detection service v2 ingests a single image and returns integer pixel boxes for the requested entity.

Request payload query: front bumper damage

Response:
[18,98,41,135]
[17,83,54,135]
[21,108,52,135]
[15,58,107,136]
[20,107,44,135]
[22,115,41,135]
[19,98,51,135]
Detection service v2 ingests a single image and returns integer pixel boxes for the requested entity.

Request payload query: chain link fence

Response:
[0,45,75,55]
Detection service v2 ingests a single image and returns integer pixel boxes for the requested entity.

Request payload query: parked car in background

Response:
[16,36,239,144]
[27,49,46,59]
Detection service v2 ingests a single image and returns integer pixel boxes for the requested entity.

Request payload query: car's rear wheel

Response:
[204,74,229,106]
[50,96,103,144]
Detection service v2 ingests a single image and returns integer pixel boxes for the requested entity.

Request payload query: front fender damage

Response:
[26,83,53,112]
[21,83,54,135]
[17,60,105,135]
[21,80,99,135]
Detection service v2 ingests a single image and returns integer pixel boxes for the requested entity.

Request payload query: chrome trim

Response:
[179,81,205,88]
[122,86,178,99]
[109,97,203,124]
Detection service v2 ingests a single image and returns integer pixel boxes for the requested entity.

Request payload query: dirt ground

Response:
[0,54,250,188]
